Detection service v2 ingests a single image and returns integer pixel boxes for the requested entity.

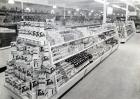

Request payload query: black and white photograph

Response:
[0,0,140,99]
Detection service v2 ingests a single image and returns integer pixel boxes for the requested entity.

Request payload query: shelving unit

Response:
[51,44,119,99]
[5,21,119,99]
[115,21,136,43]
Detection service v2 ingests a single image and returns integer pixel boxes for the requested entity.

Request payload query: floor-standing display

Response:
[115,21,136,43]
[5,21,119,99]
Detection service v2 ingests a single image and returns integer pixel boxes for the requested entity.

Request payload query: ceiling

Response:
[0,0,139,14]
[13,0,140,10]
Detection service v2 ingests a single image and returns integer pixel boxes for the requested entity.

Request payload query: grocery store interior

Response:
[0,0,140,99]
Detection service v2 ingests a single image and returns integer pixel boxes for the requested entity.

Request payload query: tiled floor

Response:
[0,34,140,99]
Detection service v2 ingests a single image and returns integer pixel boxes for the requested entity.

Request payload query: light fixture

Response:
[76,8,80,12]
[53,5,57,9]
[91,10,94,13]
[112,4,121,9]
[25,7,31,12]
[94,0,104,4]
[107,7,113,15]
[106,2,110,5]
[121,8,126,11]
[51,9,55,14]
[117,13,120,16]
[120,0,127,2]
[74,12,77,15]
[94,0,109,5]
[112,4,126,11]
[8,0,15,4]
[89,12,92,16]
[68,11,71,14]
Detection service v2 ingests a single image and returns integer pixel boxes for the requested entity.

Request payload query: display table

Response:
[5,21,119,99]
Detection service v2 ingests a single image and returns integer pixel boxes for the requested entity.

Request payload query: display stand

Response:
[5,21,119,99]
[115,21,136,43]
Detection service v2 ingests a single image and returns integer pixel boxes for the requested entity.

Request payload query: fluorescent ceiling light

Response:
[51,9,55,14]
[121,8,126,11]
[107,7,113,15]
[68,11,71,14]
[120,0,127,1]
[94,0,109,5]
[112,4,121,9]
[89,12,92,16]
[8,0,15,4]
[112,4,126,10]
[91,10,94,13]
[25,7,31,12]
[53,5,57,9]
[76,8,80,11]
[106,2,110,5]
[94,0,104,4]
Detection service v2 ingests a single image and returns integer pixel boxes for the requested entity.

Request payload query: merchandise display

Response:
[115,21,136,43]
[5,21,119,99]
[1,0,140,99]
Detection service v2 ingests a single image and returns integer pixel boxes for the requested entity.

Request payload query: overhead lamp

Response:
[25,7,31,12]
[91,10,94,13]
[107,7,113,15]
[106,2,110,5]
[74,12,77,15]
[89,12,92,16]
[117,13,120,16]
[94,0,109,5]
[94,0,104,4]
[121,8,126,11]
[76,8,80,12]
[120,0,126,1]
[112,4,126,11]
[53,5,57,9]
[112,4,121,9]
[8,0,15,4]
[51,9,55,14]
[68,11,71,14]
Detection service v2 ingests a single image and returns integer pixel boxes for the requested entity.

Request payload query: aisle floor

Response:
[0,34,140,99]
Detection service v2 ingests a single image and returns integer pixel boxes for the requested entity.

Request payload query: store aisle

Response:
[0,34,140,99]
[61,34,140,99]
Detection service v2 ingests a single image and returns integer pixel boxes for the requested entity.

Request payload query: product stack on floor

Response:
[4,21,119,99]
